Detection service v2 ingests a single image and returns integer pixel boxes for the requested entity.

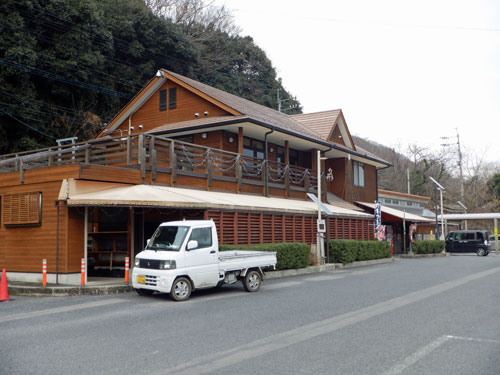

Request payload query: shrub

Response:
[219,242,310,270]
[412,240,445,254]
[329,239,391,264]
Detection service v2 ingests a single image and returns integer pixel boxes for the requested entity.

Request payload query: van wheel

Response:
[243,270,261,292]
[170,277,192,301]
[136,288,154,296]
[476,248,486,256]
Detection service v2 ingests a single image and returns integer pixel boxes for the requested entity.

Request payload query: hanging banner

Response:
[409,223,417,244]
[375,201,382,231]
[376,225,386,241]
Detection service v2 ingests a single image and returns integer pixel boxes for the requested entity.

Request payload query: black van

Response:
[445,230,490,256]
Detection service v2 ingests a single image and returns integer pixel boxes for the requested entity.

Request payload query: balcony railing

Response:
[0,134,320,194]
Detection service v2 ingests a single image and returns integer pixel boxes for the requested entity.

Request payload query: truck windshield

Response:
[147,226,189,251]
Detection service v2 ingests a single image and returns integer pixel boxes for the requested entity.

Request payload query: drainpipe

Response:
[264,127,274,197]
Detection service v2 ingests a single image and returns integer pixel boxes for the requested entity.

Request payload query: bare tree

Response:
[143,0,241,38]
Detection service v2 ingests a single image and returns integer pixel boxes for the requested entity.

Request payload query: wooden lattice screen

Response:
[2,192,42,227]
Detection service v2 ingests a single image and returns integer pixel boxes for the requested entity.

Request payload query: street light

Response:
[429,177,445,239]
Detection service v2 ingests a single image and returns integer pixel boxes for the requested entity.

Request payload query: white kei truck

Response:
[132,220,277,301]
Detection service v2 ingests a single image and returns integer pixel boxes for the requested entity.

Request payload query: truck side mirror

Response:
[147,239,150,246]
[187,240,198,250]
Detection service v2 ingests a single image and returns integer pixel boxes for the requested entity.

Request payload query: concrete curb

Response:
[8,285,133,297]
[396,252,447,259]
[9,257,395,297]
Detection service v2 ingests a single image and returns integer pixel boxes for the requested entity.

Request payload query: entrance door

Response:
[184,226,219,288]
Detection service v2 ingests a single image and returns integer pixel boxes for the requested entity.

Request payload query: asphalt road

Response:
[2,255,500,375]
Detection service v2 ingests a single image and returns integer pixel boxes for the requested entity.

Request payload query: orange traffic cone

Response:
[0,269,11,302]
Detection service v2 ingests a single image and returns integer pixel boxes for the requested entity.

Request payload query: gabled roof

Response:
[100,69,390,167]
[291,109,355,149]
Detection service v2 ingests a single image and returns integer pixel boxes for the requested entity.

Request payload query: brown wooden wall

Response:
[326,158,377,204]
[207,210,374,245]
[0,181,71,273]
[117,81,231,134]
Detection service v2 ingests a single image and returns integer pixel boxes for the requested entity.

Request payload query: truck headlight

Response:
[135,258,140,267]
[160,260,176,270]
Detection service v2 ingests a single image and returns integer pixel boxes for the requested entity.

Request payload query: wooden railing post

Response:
[305,170,310,193]
[48,150,53,167]
[19,159,24,183]
[285,165,290,197]
[84,144,90,164]
[138,134,146,178]
[169,140,176,184]
[236,155,242,193]
[150,136,156,181]
[206,149,212,190]
[126,135,131,165]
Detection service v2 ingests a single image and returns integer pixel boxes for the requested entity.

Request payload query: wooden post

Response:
[236,155,242,193]
[207,149,212,190]
[19,159,24,183]
[126,135,131,165]
[48,149,53,167]
[138,134,146,178]
[285,166,290,197]
[150,136,156,181]
[170,140,177,185]
[238,127,244,155]
[85,144,90,164]
[305,170,310,193]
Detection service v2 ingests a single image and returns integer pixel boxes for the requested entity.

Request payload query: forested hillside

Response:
[0,0,301,154]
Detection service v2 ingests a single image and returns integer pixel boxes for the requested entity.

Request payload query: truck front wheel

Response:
[243,270,261,292]
[170,277,192,301]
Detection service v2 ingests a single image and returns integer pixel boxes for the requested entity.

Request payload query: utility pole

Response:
[456,129,464,203]
[441,129,464,203]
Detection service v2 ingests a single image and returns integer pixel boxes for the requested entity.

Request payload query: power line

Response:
[0,107,57,140]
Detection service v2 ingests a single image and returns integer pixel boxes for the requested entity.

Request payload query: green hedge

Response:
[329,240,392,264]
[219,242,310,270]
[412,240,445,254]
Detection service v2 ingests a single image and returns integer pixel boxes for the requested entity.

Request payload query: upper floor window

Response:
[159,88,177,111]
[243,137,264,159]
[277,146,300,166]
[168,87,177,109]
[159,89,167,111]
[353,161,365,187]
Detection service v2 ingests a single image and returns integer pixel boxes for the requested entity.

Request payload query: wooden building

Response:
[0,69,390,284]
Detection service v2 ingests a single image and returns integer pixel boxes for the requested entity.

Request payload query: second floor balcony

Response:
[0,134,324,200]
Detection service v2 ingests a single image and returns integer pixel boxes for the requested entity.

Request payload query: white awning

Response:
[59,179,373,218]
[357,202,434,222]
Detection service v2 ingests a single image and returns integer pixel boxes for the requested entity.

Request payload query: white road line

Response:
[381,335,500,375]
[265,281,304,289]
[447,335,500,344]
[0,298,127,323]
[304,275,345,281]
[156,266,500,375]
[381,335,451,375]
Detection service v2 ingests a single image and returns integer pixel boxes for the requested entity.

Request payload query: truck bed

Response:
[218,250,277,272]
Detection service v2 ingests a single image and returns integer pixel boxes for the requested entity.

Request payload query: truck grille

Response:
[139,259,161,269]
[144,275,158,286]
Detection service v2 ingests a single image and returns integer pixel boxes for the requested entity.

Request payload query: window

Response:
[243,137,264,159]
[159,89,167,111]
[168,87,177,109]
[353,161,365,187]
[2,192,42,227]
[188,227,212,250]
[406,201,413,206]
[384,199,392,204]
[392,200,400,205]
[277,146,300,166]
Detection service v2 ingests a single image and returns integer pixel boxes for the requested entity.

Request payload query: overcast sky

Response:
[217,0,500,164]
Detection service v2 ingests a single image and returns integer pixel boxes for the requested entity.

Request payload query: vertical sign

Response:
[375,201,382,231]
